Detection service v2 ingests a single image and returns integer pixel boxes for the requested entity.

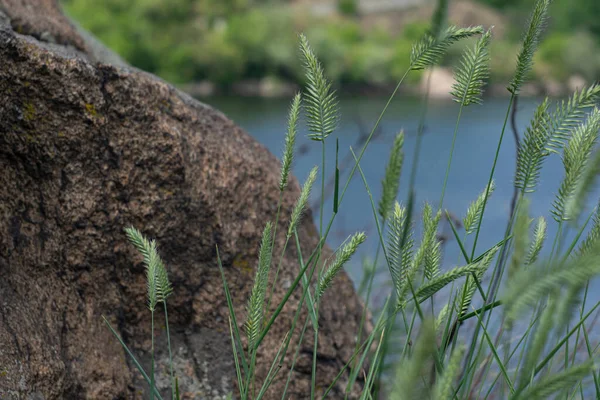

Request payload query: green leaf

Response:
[390,319,436,400]
[514,99,551,193]
[508,0,551,95]
[411,26,484,70]
[430,0,449,40]
[463,180,495,234]
[102,316,164,400]
[504,247,600,323]
[413,203,442,280]
[318,232,366,297]
[288,166,318,238]
[299,34,339,141]
[387,202,415,302]
[415,262,487,304]
[246,222,274,349]
[515,85,600,194]
[125,227,172,309]
[576,204,600,258]
[513,361,595,400]
[216,247,249,375]
[508,199,532,280]
[433,345,465,400]
[552,108,600,222]
[451,29,492,106]
[455,245,498,319]
[518,297,558,389]
[526,217,547,265]
[378,132,405,222]
[546,84,600,151]
[279,93,301,192]
[334,138,340,213]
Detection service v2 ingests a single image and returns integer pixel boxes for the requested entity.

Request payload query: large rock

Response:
[0,1,367,398]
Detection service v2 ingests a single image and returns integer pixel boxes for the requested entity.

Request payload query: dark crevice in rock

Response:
[183,329,204,384]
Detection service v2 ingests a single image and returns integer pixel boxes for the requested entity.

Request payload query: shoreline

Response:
[180,68,587,100]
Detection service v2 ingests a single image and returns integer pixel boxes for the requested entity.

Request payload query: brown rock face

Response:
[0,2,366,399]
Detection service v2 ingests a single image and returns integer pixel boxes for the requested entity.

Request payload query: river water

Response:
[207,94,600,309]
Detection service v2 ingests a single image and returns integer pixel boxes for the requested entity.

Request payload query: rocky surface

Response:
[0,1,367,398]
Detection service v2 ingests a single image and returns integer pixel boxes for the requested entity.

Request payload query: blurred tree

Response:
[479,0,600,39]
[552,0,600,38]
[478,0,533,9]
[60,0,598,88]
[338,0,359,16]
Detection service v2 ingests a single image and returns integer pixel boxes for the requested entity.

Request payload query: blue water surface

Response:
[207,94,600,310]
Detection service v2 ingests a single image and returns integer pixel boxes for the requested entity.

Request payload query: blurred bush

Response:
[337,0,358,17]
[61,0,599,90]
[535,32,600,82]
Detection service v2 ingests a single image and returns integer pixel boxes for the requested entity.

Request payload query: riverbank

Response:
[63,0,600,99]
[180,67,589,99]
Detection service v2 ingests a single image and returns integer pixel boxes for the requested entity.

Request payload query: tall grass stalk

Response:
[458,2,553,390]
[372,20,483,397]
[265,93,302,313]
[440,28,491,208]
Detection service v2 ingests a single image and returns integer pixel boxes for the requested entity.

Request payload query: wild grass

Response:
[104,0,600,398]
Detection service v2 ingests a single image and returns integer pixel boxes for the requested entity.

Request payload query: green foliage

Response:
[433,345,465,400]
[246,222,274,349]
[414,260,489,305]
[391,39,423,84]
[550,0,600,37]
[514,98,551,193]
[387,202,415,303]
[430,0,449,40]
[478,0,528,9]
[546,84,600,151]
[565,148,600,223]
[344,38,396,85]
[576,204,600,257]
[552,108,600,222]
[123,227,176,398]
[411,26,484,70]
[514,85,600,195]
[463,180,495,234]
[412,203,442,280]
[105,7,600,399]
[503,246,600,323]
[318,232,366,297]
[513,360,595,400]
[508,0,551,95]
[559,32,600,82]
[488,40,522,83]
[508,200,533,280]
[63,0,598,89]
[526,217,547,265]
[451,29,492,106]
[390,320,436,400]
[279,93,301,192]
[125,227,172,310]
[299,33,339,142]
[378,132,405,222]
[287,166,318,239]
[337,0,358,17]
[535,33,571,80]
[455,245,498,319]
[403,22,432,42]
